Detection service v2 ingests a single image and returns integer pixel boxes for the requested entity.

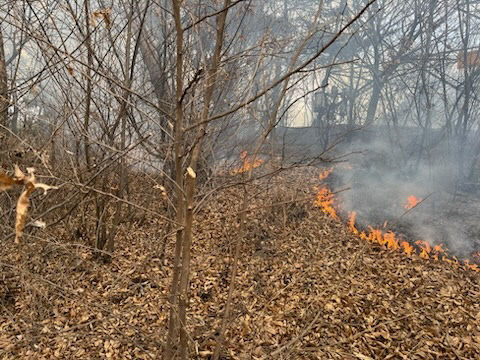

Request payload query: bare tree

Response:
[0,26,8,135]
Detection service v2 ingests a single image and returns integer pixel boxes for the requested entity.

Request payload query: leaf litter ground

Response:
[1,167,480,359]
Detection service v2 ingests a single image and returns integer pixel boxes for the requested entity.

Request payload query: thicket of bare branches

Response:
[2,0,480,358]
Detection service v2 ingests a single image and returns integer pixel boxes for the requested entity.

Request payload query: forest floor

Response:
[1,167,480,359]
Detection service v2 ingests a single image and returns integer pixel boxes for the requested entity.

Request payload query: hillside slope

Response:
[1,169,479,359]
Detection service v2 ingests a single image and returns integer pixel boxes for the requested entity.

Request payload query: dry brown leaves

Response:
[92,8,112,28]
[0,167,479,359]
[0,165,57,243]
[0,172,15,191]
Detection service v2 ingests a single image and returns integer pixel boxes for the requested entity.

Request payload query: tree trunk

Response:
[0,26,9,136]
[164,1,186,357]
[176,2,231,357]
[83,0,93,168]
[108,1,135,255]
[364,79,382,127]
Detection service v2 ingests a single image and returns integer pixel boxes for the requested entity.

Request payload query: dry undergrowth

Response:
[0,167,480,359]
[0,166,57,243]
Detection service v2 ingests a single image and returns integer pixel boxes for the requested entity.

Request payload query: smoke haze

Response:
[331,127,480,258]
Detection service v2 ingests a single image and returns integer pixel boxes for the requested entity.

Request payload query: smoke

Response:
[332,127,478,258]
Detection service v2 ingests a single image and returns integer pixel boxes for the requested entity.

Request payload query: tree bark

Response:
[164,0,186,358]
[0,26,9,136]
[177,2,231,358]
[83,0,93,168]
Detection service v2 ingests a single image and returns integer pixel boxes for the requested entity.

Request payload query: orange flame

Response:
[231,151,264,175]
[384,231,399,250]
[314,186,338,220]
[349,212,359,234]
[360,227,401,251]
[368,227,384,245]
[401,241,415,256]
[464,260,480,272]
[431,244,445,261]
[319,169,332,181]
[405,195,422,209]
[314,180,480,272]
[415,240,431,259]
[433,244,445,254]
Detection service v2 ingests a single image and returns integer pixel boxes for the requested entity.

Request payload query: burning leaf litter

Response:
[2,167,480,358]
[314,168,480,272]
[314,186,338,220]
[230,151,264,175]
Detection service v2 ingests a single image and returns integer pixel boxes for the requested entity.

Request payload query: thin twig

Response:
[271,310,323,357]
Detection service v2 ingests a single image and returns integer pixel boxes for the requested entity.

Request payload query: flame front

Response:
[315,187,338,220]
[405,195,421,209]
[415,240,431,259]
[401,241,414,256]
[464,260,480,272]
[313,169,338,220]
[231,151,264,175]
[314,169,480,272]
[349,212,358,234]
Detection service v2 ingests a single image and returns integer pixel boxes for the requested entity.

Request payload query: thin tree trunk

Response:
[108,1,134,254]
[177,2,231,358]
[456,0,471,179]
[0,26,9,135]
[138,30,169,141]
[164,0,186,357]
[83,0,93,168]
[364,79,382,127]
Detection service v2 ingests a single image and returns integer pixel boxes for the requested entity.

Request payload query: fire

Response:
[349,214,405,253]
[464,260,480,272]
[319,169,332,181]
[432,244,445,260]
[349,212,358,234]
[360,227,401,251]
[231,151,263,175]
[415,240,431,259]
[400,241,414,256]
[315,187,338,220]
[314,170,480,272]
[314,169,338,220]
[404,195,421,209]
[367,227,384,245]
[384,232,399,250]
